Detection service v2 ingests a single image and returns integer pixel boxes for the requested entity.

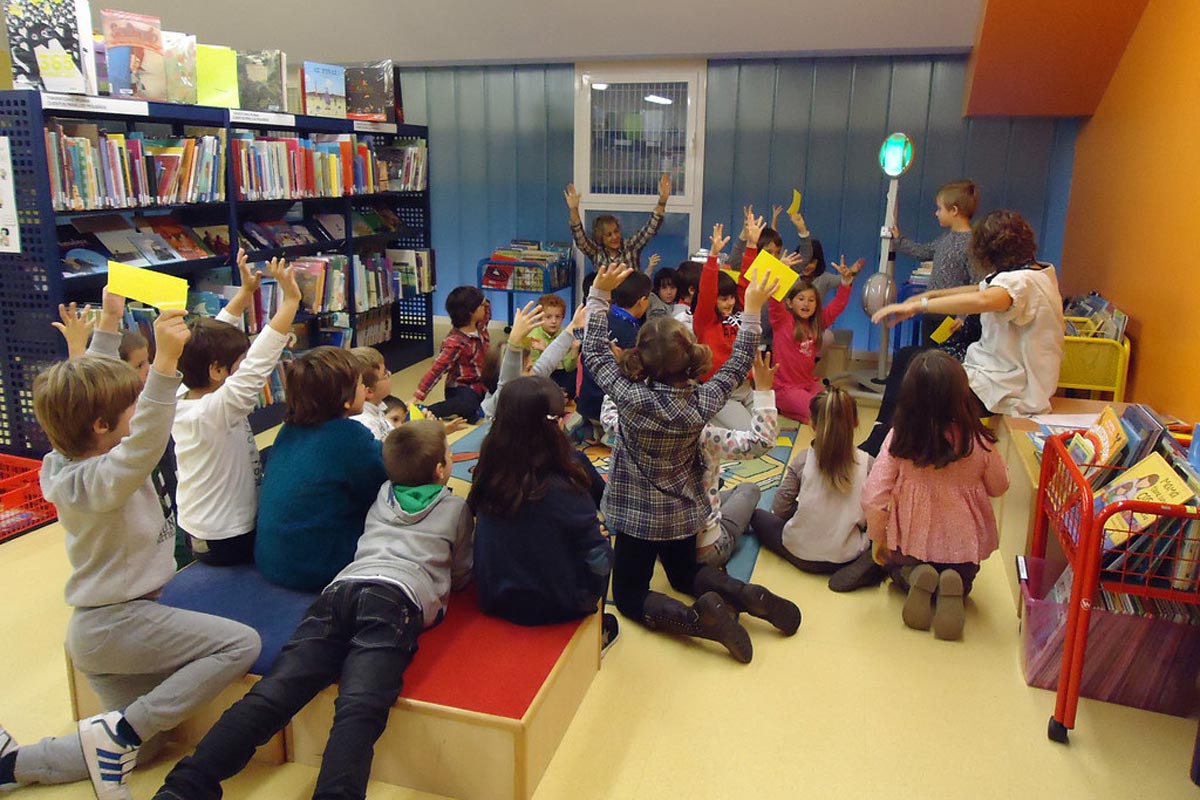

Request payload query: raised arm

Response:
[581,263,646,406]
[697,271,777,414]
[889,226,936,261]
[872,285,1011,329]
[564,183,598,259]
[821,256,864,325]
[495,301,546,395]
[694,223,730,336]
[52,302,96,359]
[84,289,125,360]
[623,173,670,253]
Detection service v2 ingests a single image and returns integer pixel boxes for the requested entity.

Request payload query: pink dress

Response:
[767,283,851,421]
[861,430,1010,564]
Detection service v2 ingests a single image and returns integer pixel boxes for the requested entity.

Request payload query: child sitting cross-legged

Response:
[255,347,387,591]
[175,252,301,566]
[151,420,473,800]
[414,286,491,423]
[526,292,580,399]
[1,301,261,800]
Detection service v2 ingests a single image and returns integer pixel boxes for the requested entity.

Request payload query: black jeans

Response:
[187,530,256,567]
[427,385,484,422]
[612,532,701,619]
[157,581,422,800]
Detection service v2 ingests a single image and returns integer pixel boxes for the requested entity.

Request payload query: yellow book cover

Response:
[1095,451,1196,546]
[196,44,239,109]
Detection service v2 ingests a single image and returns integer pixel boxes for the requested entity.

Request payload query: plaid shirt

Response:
[582,287,760,541]
[415,326,490,400]
[570,210,664,272]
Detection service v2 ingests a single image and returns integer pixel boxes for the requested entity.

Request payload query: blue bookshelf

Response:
[0,90,434,455]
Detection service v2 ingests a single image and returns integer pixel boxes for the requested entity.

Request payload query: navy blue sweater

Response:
[473,475,612,625]
[577,308,640,421]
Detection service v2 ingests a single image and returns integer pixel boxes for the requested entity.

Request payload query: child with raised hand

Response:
[255,346,386,591]
[470,375,614,636]
[862,350,1010,640]
[151,420,473,800]
[751,387,879,591]
[4,305,260,800]
[414,286,491,423]
[601,350,779,568]
[175,252,300,566]
[583,262,800,663]
[526,293,579,399]
[565,173,670,271]
[765,225,863,421]
[890,179,979,347]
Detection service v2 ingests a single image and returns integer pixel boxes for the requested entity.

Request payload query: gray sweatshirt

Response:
[333,483,474,628]
[42,352,182,608]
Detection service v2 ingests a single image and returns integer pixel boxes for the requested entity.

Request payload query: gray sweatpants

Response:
[710,384,756,431]
[14,599,260,786]
[697,483,762,568]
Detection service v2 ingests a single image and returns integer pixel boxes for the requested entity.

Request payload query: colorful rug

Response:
[447,423,800,583]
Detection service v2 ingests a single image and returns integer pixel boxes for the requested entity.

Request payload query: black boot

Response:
[828,548,887,593]
[641,591,753,663]
[693,566,801,636]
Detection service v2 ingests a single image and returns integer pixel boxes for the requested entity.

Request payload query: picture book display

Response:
[301,61,346,118]
[1065,406,1128,490]
[344,61,393,122]
[100,8,166,101]
[236,49,286,113]
[195,43,238,108]
[4,0,96,94]
[161,31,197,104]
[1095,452,1197,548]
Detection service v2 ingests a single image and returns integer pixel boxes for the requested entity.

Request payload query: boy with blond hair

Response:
[527,292,579,399]
[152,420,473,800]
[349,345,393,440]
[0,296,260,800]
[174,252,301,565]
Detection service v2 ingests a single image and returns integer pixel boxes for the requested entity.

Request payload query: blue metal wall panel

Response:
[706,55,1078,350]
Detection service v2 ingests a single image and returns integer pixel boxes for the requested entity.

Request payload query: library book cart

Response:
[0,89,435,457]
[1027,433,1200,743]
[478,249,576,322]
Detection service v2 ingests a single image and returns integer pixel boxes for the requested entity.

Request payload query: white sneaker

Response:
[0,724,19,791]
[78,712,138,800]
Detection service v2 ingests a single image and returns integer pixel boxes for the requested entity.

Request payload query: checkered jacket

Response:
[415,326,490,400]
[570,210,664,272]
[582,287,760,541]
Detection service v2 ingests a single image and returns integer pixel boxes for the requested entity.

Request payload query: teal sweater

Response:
[255,418,387,591]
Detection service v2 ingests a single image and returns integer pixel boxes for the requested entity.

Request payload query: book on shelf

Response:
[92,31,108,95]
[287,222,320,244]
[195,43,238,108]
[392,63,404,123]
[240,221,274,250]
[70,214,148,266]
[352,252,396,312]
[57,224,108,275]
[192,225,233,256]
[375,142,426,192]
[1065,291,1129,341]
[311,212,347,240]
[236,49,286,113]
[344,61,394,122]
[161,31,197,104]
[1064,406,1128,490]
[259,220,310,248]
[135,216,213,260]
[300,61,346,119]
[4,0,97,94]
[1094,451,1197,549]
[127,231,181,264]
[99,8,166,101]
[1118,404,1166,471]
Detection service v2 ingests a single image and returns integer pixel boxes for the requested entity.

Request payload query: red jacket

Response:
[694,254,750,381]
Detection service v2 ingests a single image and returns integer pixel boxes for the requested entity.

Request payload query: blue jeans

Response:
[156,581,422,800]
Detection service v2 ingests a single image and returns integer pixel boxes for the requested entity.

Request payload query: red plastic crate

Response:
[0,454,56,543]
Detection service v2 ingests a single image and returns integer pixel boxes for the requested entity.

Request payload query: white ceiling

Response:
[102,0,983,65]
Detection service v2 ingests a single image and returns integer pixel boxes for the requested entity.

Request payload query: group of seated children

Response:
[1,178,1045,799]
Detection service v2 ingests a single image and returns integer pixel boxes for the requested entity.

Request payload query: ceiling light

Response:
[591,83,609,91]
[644,95,672,105]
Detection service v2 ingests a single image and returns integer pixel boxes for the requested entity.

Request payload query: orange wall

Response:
[965,0,1147,116]
[1061,0,1200,420]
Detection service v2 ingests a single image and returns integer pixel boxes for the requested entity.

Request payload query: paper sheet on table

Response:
[745,250,799,302]
[929,316,957,344]
[787,189,802,215]
[106,261,188,310]
[1028,412,1100,429]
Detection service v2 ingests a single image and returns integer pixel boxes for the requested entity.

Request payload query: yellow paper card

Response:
[787,189,802,215]
[720,268,741,283]
[745,250,799,302]
[107,261,188,310]
[929,316,957,344]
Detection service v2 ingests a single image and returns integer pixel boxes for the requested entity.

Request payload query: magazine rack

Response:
[1030,433,1200,743]
[477,255,575,322]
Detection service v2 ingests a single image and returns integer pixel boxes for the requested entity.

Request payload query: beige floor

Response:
[3,335,1198,799]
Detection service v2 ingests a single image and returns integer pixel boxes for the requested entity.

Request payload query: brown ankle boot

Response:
[641,591,753,663]
[693,566,801,636]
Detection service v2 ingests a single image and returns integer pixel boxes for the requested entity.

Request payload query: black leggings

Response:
[611,532,701,619]
[427,386,484,422]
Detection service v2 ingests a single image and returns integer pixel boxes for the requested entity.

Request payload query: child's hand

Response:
[752,350,777,391]
[780,249,804,269]
[647,253,661,273]
[593,262,633,292]
[789,209,809,236]
[871,301,920,327]
[888,225,901,240]
[743,270,781,315]
[151,309,191,371]
[268,257,302,305]
[236,249,263,295]
[949,316,965,334]
[657,173,671,204]
[563,183,581,211]
[709,222,730,256]
[745,214,766,248]
[529,338,547,352]
[832,256,865,285]
[441,416,468,434]
[739,205,754,241]
[771,204,783,229]
[51,302,95,359]
[508,300,544,346]
[569,304,587,331]
[97,287,125,333]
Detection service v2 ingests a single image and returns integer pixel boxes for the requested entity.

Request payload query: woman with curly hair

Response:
[861,210,1064,456]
